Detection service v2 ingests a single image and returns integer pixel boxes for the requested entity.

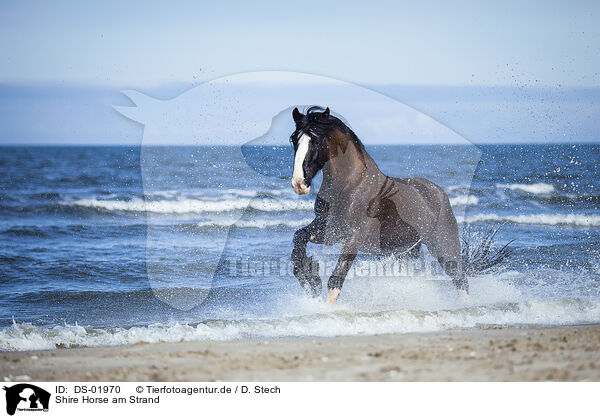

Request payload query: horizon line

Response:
[1,80,600,92]
[1,141,598,147]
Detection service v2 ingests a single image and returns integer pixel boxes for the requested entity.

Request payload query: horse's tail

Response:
[461,225,513,276]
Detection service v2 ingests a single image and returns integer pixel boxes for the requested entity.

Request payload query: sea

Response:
[0,144,599,351]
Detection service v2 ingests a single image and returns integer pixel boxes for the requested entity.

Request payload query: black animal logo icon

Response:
[3,384,50,415]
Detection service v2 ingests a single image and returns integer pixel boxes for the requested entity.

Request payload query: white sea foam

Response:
[449,195,479,207]
[2,271,599,351]
[66,198,314,214]
[496,182,555,194]
[459,213,600,227]
[2,297,599,351]
[67,191,477,216]
[144,190,181,199]
[65,195,598,228]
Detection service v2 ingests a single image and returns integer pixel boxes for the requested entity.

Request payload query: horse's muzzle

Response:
[292,178,310,195]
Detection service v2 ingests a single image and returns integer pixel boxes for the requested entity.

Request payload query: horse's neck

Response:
[321,141,380,196]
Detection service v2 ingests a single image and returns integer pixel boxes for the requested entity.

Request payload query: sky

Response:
[0,1,599,144]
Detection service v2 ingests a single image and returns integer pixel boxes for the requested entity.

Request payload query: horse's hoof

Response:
[326,288,340,306]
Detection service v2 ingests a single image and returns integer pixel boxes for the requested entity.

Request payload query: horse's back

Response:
[390,176,449,215]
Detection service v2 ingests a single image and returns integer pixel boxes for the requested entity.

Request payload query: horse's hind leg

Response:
[407,242,421,259]
[438,252,468,294]
[424,237,467,295]
[380,181,467,293]
[291,218,325,297]
[427,214,468,295]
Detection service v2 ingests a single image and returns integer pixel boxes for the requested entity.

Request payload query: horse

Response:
[289,106,471,305]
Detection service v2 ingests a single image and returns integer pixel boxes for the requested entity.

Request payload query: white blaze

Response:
[291,133,311,194]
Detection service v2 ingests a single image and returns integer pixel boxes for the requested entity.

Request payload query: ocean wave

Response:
[196,218,313,229]
[217,188,284,197]
[445,185,471,193]
[2,297,599,351]
[64,192,476,215]
[1,226,48,238]
[459,213,600,227]
[26,192,62,200]
[144,189,286,199]
[496,182,555,194]
[534,193,600,205]
[449,195,479,206]
[64,198,315,214]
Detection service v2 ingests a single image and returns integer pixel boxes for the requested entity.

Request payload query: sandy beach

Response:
[2,325,599,382]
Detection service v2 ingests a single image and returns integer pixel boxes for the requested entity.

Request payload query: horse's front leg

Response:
[291,219,324,297]
[326,240,358,305]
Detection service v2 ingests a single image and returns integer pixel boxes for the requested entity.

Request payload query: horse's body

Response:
[289,107,467,304]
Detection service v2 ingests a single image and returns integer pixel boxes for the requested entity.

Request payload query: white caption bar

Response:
[1,382,598,418]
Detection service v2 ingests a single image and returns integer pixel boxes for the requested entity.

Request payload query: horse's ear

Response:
[323,107,330,117]
[292,107,302,124]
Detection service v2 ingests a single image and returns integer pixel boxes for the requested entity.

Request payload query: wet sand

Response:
[2,325,600,381]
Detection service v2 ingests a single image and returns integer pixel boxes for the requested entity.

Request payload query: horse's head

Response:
[289,106,335,194]
[290,106,366,195]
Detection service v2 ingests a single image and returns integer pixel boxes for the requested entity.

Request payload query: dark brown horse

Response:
[289,106,470,305]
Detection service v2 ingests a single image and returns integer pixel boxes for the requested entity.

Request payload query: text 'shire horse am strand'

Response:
[289,106,470,305]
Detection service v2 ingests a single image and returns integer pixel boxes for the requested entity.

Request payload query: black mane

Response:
[297,106,366,155]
